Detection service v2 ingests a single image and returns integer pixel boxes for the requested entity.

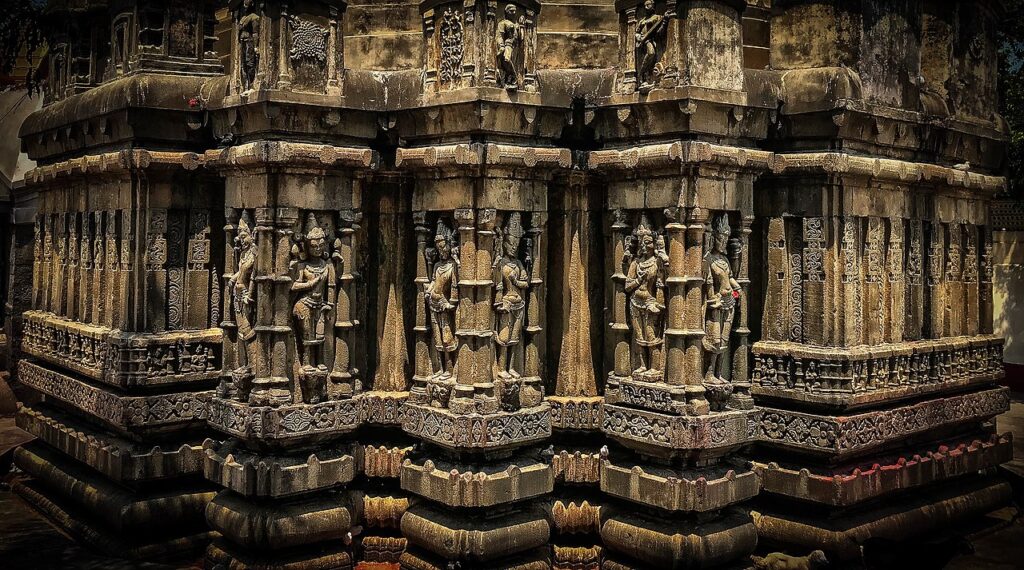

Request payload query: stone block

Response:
[205,539,353,570]
[401,503,550,563]
[207,396,360,446]
[401,402,552,451]
[203,439,359,498]
[600,458,759,513]
[602,405,755,460]
[548,395,603,431]
[206,490,355,551]
[400,454,553,508]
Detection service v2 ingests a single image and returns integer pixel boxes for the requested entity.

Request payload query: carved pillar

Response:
[730,215,753,409]
[964,224,980,336]
[144,209,167,332]
[523,211,546,396]
[66,212,79,321]
[249,207,293,405]
[887,218,906,343]
[802,217,825,345]
[763,217,789,342]
[945,223,963,337]
[906,219,925,340]
[90,212,105,325]
[609,209,631,393]
[980,225,994,334]
[411,212,431,402]
[331,208,362,399]
[220,209,240,379]
[684,207,709,413]
[185,210,212,330]
[79,212,92,325]
[841,216,863,346]
[925,220,946,339]
[655,207,682,391]
[453,207,480,387]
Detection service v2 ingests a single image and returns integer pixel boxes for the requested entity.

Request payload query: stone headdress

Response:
[713,213,731,237]
[237,210,255,241]
[304,212,326,241]
[435,219,455,245]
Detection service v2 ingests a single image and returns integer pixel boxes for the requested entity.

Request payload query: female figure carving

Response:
[493,212,531,377]
[226,211,257,399]
[425,220,460,378]
[703,215,741,389]
[635,0,666,92]
[625,214,669,374]
[495,4,525,89]
[291,213,336,403]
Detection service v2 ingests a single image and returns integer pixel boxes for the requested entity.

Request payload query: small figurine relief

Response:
[624,214,669,378]
[226,211,258,401]
[635,0,666,93]
[238,0,261,90]
[703,215,740,408]
[493,212,531,378]
[439,6,464,88]
[290,213,336,404]
[495,4,526,90]
[425,219,460,379]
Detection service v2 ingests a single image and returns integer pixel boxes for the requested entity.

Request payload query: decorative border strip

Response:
[401,403,552,450]
[207,396,360,443]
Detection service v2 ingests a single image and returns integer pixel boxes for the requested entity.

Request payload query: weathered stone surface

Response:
[600,458,759,513]
[602,405,755,459]
[14,443,213,534]
[757,387,1010,461]
[205,539,354,570]
[206,490,355,551]
[400,454,553,508]
[600,509,757,570]
[401,403,552,451]
[753,477,1013,561]
[754,433,1013,507]
[401,503,551,563]
[203,439,359,498]
[19,361,212,436]
[207,396,360,445]
[17,404,204,482]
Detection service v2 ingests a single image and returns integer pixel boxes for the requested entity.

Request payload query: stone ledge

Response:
[364,444,413,478]
[588,140,775,173]
[401,403,552,451]
[207,396,360,445]
[400,503,551,563]
[203,140,378,170]
[400,455,553,508]
[752,336,1004,411]
[400,545,550,570]
[600,509,757,570]
[202,439,359,498]
[548,396,603,431]
[752,477,1013,561]
[205,539,353,570]
[756,387,1011,461]
[18,360,211,436]
[754,433,1013,507]
[600,459,759,513]
[14,443,214,534]
[22,312,223,390]
[552,449,601,484]
[206,490,355,551]
[13,479,215,561]
[359,390,408,425]
[16,404,204,482]
[602,405,755,459]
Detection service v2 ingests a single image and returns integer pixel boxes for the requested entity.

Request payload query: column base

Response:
[205,538,353,570]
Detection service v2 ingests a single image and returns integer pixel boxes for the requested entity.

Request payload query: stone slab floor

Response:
[0,383,1022,569]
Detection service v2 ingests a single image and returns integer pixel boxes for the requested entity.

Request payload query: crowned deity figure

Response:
[625,214,670,375]
[291,213,336,403]
[493,212,531,377]
[495,4,526,89]
[425,220,460,378]
[635,0,666,92]
[703,214,741,395]
[225,211,258,399]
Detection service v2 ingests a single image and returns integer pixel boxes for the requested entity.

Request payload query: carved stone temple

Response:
[1,0,1014,568]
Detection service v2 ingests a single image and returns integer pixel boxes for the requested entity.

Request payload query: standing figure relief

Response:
[238,0,261,90]
[625,214,669,377]
[290,213,336,404]
[225,211,258,401]
[493,212,531,378]
[703,214,740,408]
[495,4,526,89]
[635,0,666,93]
[425,219,460,379]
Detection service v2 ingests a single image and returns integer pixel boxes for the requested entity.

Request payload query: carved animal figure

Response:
[751,550,828,570]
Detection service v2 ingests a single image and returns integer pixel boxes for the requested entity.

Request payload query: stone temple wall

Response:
[3,0,1013,568]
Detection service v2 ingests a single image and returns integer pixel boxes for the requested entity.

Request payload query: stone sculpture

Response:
[635,0,666,92]
[703,214,740,407]
[226,211,257,401]
[290,213,336,404]
[493,212,530,378]
[495,4,525,89]
[237,0,260,90]
[425,219,459,379]
[624,214,669,377]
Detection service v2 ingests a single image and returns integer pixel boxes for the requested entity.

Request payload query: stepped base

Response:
[205,538,353,570]
[753,476,1012,560]
[399,545,550,570]
[12,478,214,561]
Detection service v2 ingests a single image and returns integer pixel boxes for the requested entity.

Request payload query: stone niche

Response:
[228,0,347,97]
[420,0,541,95]
[614,0,747,96]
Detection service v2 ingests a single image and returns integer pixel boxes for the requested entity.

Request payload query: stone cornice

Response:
[588,141,777,173]
[773,152,1007,193]
[25,150,204,185]
[203,141,379,171]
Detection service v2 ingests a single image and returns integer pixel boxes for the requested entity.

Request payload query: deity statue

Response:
[291,213,336,404]
[624,214,669,375]
[702,215,741,400]
[495,4,526,89]
[238,0,261,90]
[493,212,531,377]
[635,0,666,93]
[226,211,258,400]
[425,220,460,378]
